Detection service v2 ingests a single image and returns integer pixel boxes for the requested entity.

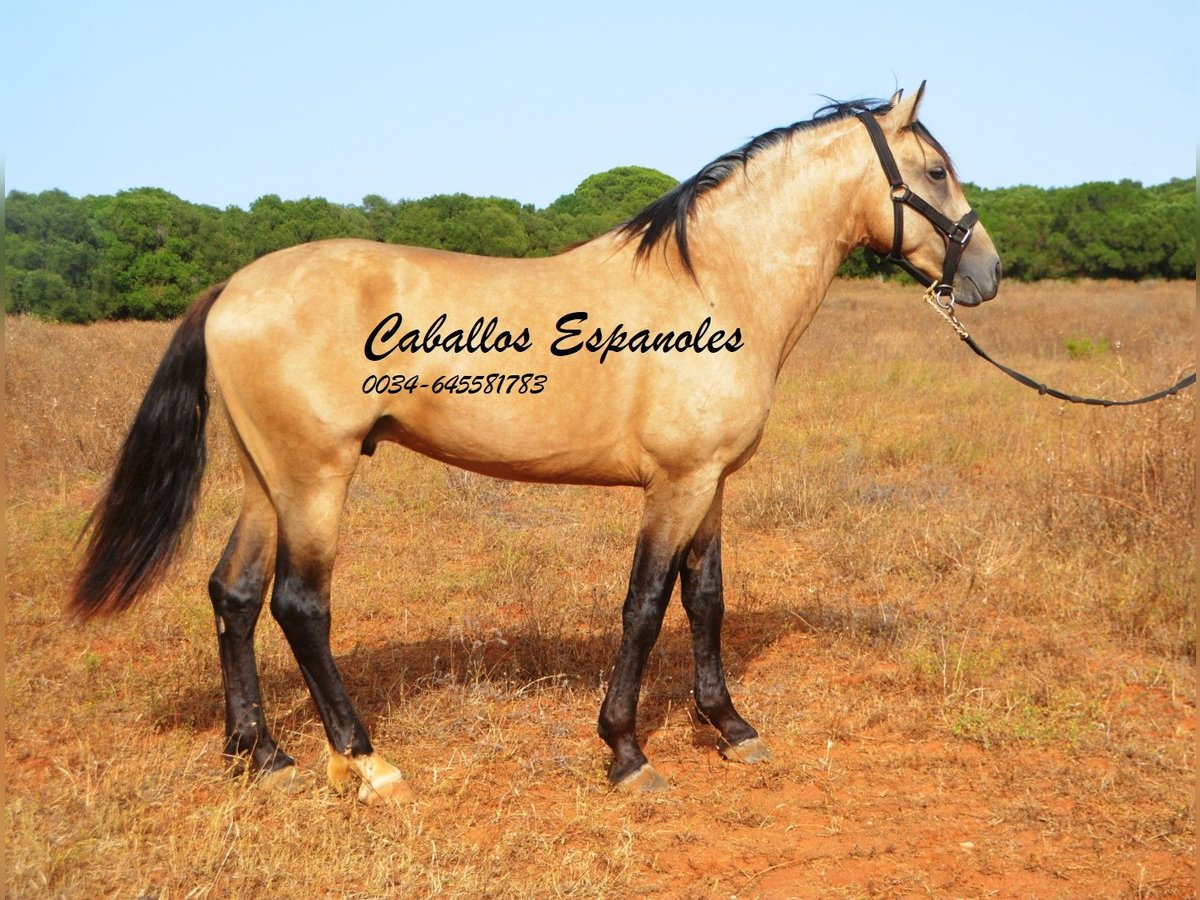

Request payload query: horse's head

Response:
[859,84,1001,307]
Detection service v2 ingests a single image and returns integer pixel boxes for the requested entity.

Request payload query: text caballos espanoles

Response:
[364,311,743,365]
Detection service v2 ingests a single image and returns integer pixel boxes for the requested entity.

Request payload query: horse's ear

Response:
[888,81,926,130]
[888,88,904,106]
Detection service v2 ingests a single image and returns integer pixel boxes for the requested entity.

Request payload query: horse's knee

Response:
[621,598,667,641]
[681,589,723,625]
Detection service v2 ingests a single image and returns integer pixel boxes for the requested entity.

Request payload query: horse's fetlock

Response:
[694,689,733,717]
[597,713,620,747]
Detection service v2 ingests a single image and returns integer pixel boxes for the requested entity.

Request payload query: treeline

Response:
[5,168,1194,323]
[964,178,1195,281]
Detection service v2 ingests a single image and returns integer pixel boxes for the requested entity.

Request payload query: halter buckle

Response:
[948,222,973,246]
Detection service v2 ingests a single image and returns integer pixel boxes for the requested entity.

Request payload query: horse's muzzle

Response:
[955,258,1002,307]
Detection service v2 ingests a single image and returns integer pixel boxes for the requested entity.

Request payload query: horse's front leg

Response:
[679,488,770,764]
[597,473,721,791]
[597,532,681,791]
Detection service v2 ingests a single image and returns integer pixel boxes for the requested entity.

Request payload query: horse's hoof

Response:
[256,764,309,794]
[357,772,416,805]
[719,736,772,765]
[615,763,670,793]
[337,751,414,805]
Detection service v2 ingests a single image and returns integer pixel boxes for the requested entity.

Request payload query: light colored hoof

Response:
[357,772,416,805]
[257,765,309,794]
[330,749,415,805]
[719,736,772,765]
[616,763,670,793]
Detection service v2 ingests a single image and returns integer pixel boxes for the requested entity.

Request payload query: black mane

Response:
[617,98,953,276]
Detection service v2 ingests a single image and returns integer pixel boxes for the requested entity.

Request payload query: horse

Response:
[70,84,1001,802]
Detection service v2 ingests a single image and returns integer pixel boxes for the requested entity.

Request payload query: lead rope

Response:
[923,286,1196,407]
[923,286,970,338]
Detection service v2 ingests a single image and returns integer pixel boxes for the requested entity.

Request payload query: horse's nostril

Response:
[995,259,1003,283]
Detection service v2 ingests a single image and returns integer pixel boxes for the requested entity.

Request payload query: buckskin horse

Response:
[71,84,1001,801]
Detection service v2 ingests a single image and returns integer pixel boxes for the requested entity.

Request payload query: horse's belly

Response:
[370,393,644,486]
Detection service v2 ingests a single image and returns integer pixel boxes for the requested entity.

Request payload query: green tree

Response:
[547,166,677,219]
[532,166,678,255]
[87,188,214,318]
[5,172,1194,323]
[359,194,397,241]
[6,189,99,316]
[387,194,532,256]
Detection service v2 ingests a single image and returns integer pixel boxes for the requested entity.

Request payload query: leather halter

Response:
[856,111,979,306]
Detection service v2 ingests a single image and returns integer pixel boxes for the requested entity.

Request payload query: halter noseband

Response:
[856,111,978,309]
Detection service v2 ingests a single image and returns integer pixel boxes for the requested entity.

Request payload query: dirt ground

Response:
[5,279,1195,897]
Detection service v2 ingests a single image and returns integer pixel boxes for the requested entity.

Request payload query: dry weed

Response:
[6,279,1194,897]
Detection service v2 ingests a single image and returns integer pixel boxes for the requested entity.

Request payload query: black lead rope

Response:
[923,289,1197,407]
[855,109,1196,408]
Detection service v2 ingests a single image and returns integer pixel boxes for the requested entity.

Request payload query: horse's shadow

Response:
[161,597,903,755]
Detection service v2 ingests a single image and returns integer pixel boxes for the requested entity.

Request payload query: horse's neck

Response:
[692,119,873,368]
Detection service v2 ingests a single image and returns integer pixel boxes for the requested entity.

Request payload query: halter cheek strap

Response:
[856,111,979,305]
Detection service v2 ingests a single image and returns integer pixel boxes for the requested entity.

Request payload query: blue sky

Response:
[4,1,1195,210]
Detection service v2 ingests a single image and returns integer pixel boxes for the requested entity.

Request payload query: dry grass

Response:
[6,279,1195,897]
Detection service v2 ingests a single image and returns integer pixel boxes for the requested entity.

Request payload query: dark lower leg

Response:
[209,523,292,773]
[598,536,680,784]
[680,532,757,748]
[269,548,373,760]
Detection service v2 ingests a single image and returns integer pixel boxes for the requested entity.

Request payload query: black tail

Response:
[70,282,227,619]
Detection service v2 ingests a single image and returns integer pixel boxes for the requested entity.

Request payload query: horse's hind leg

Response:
[268,468,412,804]
[679,486,770,765]
[208,449,292,778]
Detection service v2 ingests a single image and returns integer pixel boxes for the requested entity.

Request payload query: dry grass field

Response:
[5,278,1195,897]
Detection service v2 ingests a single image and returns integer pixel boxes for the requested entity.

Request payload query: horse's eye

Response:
[928,166,947,182]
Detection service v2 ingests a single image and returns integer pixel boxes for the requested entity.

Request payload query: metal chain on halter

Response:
[923,286,1196,408]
